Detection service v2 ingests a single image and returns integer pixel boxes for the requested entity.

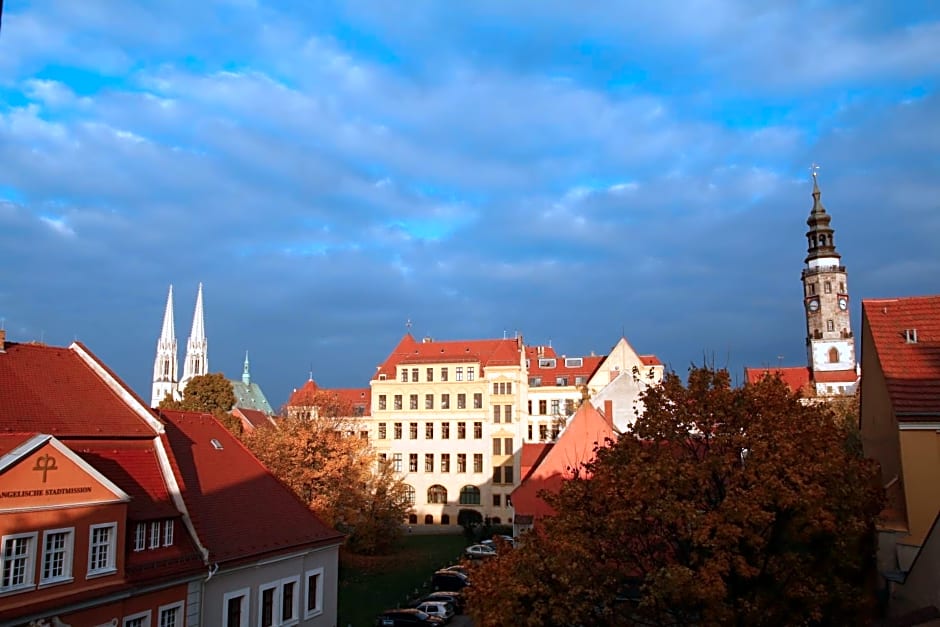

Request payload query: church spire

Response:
[804,168,841,265]
[242,351,251,385]
[151,285,179,407]
[181,283,208,388]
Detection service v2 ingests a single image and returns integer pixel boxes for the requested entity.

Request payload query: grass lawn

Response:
[338,534,467,627]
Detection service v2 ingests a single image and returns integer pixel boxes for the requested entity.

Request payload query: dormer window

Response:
[564,358,582,368]
[538,358,556,368]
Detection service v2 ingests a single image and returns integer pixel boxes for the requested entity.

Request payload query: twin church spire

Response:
[150,283,209,407]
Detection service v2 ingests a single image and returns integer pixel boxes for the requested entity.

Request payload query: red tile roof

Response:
[0,432,35,456]
[525,347,604,386]
[0,342,158,437]
[73,439,180,520]
[511,403,615,523]
[864,295,940,417]
[519,443,553,483]
[744,366,812,395]
[374,334,523,380]
[160,410,343,565]
[232,407,276,431]
[333,387,372,417]
[639,355,662,366]
[813,368,858,383]
[287,379,320,406]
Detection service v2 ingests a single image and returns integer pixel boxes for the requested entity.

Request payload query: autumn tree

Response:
[245,412,411,555]
[159,373,241,435]
[467,366,883,626]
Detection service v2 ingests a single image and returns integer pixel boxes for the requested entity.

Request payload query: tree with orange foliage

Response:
[467,366,883,626]
[246,389,411,554]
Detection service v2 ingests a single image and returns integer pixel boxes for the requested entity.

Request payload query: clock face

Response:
[808,299,819,312]
[839,298,848,310]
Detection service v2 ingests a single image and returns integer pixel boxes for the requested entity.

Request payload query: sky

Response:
[1,1,938,410]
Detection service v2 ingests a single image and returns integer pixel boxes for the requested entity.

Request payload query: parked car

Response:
[414,600,455,623]
[418,591,465,614]
[439,564,469,577]
[376,608,445,626]
[432,569,470,591]
[465,544,497,559]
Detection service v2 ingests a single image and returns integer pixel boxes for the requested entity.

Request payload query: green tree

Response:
[467,366,883,626]
[159,373,240,435]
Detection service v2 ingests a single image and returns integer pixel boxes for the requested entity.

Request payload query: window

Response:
[305,568,324,619]
[163,520,174,547]
[456,367,464,381]
[87,523,116,577]
[394,422,402,439]
[574,375,586,385]
[473,454,483,473]
[223,588,249,627]
[411,368,419,382]
[441,422,450,439]
[410,422,418,439]
[473,393,482,409]
[829,347,840,363]
[505,405,513,422]
[473,422,482,439]
[459,485,481,505]
[457,394,466,409]
[556,377,568,386]
[441,367,449,381]
[410,394,418,410]
[565,399,575,414]
[824,281,832,294]
[529,376,541,387]
[425,454,434,472]
[427,367,434,382]
[827,320,835,332]
[565,357,583,368]
[551,400,560,415]
[467,367,475,381]
[539,400,547,415]
[810,283,817,295]
[527,400,533,415]
[428,485,447,504]
[493,405,501,422]
[504,438,513,454]
[400,369,408,382]
[493,494,502,507]
[425,422,434,439]
[40,528,73,585]
[409,454,418,472]
[493,382,499,394]
[538,358,556,368]
[259,577,299,627]
[1,532,36,591]
[493,438,502,455]
[378,422,387,439]
[425,394,434,410]
[158,602,184,627]
[458,422,466,439]
[493,467,502,484]
[378,395,387,410]
[150,521,161,549]
[404,485,416,505]
[134,523,146,551]
[457,454,467,473]
[123,611,151,627]
[539,425,548,440]
[527,425,533,440]
[392,453,402,472]
[441,394,450,409]
[441,454,450,472]
[504,465,514,484]
[394,395,402,410]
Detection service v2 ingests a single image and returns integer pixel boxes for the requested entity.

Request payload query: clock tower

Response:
[801,170,857,395]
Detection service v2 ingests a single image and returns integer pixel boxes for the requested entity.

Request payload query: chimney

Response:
[0,328,5,352]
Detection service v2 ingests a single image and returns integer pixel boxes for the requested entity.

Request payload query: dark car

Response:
[418,591,465,614]
[432,569,470,592]
[376,608,445,626]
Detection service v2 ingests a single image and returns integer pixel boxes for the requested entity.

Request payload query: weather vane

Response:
[811,163,820,181]
[405,318,413,330]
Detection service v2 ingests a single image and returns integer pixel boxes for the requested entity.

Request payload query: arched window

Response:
[829,347,839,363]
[424,514,434,525]
[459,485,481,505]
[408,514,417,525]
[403,484,415,506]
[441,514,450,525]
[428,485,447,504]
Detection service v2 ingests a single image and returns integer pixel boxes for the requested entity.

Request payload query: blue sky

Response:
[1,1,938,409]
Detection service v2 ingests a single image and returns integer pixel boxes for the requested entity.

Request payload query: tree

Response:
[159,373,241,435]
[467,366,883,626]
[245,414,411,554]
